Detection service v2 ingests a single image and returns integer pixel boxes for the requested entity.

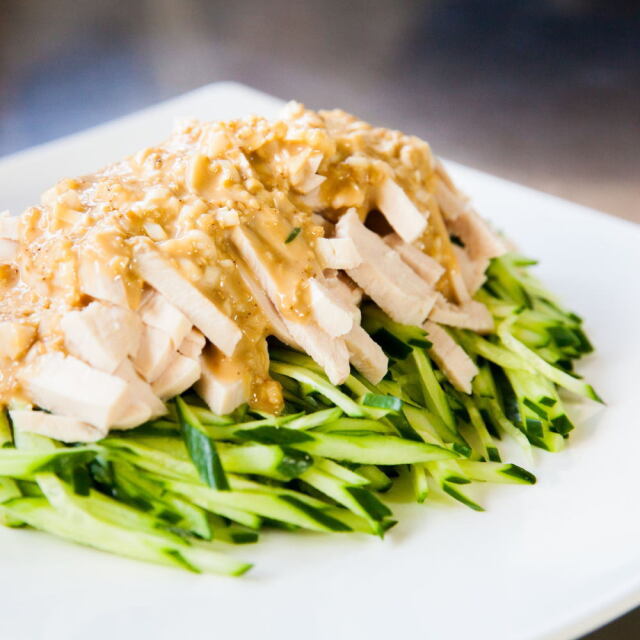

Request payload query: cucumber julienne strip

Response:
[497,319,602,403]
[176,397,229,490]
[0,251,599,575]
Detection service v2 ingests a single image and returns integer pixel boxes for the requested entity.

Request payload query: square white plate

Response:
[0,83,638,640]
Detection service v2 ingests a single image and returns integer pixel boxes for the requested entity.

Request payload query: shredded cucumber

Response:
[0,251,598,575]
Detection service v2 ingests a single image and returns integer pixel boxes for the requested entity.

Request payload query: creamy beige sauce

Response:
[0,102,464,412]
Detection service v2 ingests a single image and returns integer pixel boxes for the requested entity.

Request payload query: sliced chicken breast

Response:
[133,243,241,357]
[375,177,427,243]
[138,289,192,348]
[21,353,130,429]
[60,301,142,374]
[423,321,478,394]
[336,209,437,326]
[9,409,106,443]
[153,353,201,400]
[384,233,445,286]
[315,237,361,270]
[429,296,494,333]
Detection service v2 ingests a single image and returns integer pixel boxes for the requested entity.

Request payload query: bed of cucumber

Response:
[0,254,600,576]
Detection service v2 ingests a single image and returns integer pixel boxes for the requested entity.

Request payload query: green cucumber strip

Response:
[0,447,96,480]
[498,320,602,402]
[292,431,458,465]
[439,482,484,511]
[314,418,393,435]
[452,330,531,371]
[313,458,370,486]
[107,437,310,482]
[229,426,313,446]
[456,393,499,463]
[4,496,249,576]
[410,464,429,504]
[103,440,201,481]
[269,348,323,372]
[411,348,455,430]
[177,397,229,490]
[361,393,402,413]
[0,477,21,503]
[386,411,424,442]
[300,467,390,534]
[477,293,521,319]
[0,410,13,447]
[34,474,249,574]
[167,480,352,533]
[219,442,312,479]
[228,475,331,510]
[208,516,259,545]
[187,407,234,426]
[456,460,536,484]
[361,306,430,350]
[322,508,390,534]
[0,477,23,526]
[370,328,412,359]
[180,544,253,576]
[269,362,364,417]
[199,503,262,530]
[285,408,343,430]
[356,465,393,492]
[37,473,184,544]
[402,403,459,446]
[112,462,211,539]
[487,256,532,307]
[428,463,484,511]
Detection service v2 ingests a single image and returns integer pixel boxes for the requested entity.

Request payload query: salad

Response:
[0,102,600,575]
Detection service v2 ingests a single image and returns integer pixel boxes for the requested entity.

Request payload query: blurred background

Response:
[0,0,639,635]
[1,0,638,223]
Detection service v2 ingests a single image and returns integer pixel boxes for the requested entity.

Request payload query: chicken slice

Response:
[178,328,206,360]
[290,151,325,194]
[429,296,494,333]
[447,209,507,261]
[433,178,468,221]
[336,209,437,326]
[152,353,201,400]
[60,301,142,374]
[132,324,176,383]
[133,243,241,357]
[138,289,192,348]
[344,324,388,384]
[315,237,361,270]
[9,409,106,443]
[113,402,153,431]
[236,262,297,348]
[325,273,363,307]
[309,278,355,338]
[384,234,445,286]
[21,353,129,429]
[323,275,362,323]
[0,322,36,360]
[196,347,249,416]
[284,319,351,385]
[78,257,129,308]
[453,245,489,295]
[423,321,478,394]
[232,226,350,384]
[114,359,167,421]
[375,177,427,243]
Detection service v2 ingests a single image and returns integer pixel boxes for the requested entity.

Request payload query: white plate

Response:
[0,83,638,640]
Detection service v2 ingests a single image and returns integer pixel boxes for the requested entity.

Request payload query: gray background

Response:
[1,1,639,636]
